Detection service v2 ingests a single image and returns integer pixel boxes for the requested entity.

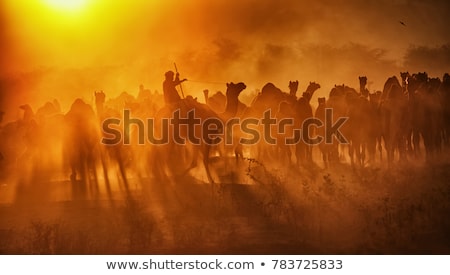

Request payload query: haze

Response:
[1,0,449,121]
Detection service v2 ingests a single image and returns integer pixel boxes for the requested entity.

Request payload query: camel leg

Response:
[377,136,383,162]
[366,138,374,164]
[362,143,366,167]
[412,129,421,157]
[70,166,77,182]
[348,143,354,167]
[235,144,244,164]
[100,150,113,200]
[202,145,215,185]
[320,146,328,169]
[69,153,79,182]
[117,153,130,194]
[406,129,413,156]
[386,136,395,167]
[354,142,362,167]
[296,143,307,167]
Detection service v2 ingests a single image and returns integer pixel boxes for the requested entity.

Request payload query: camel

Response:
[275,101,297,165]
[203,87,249,163]
[244,82,290,162]
[151,82,247,185]
[404,72,424,158]
[203,89,247,118]
[359,76,370,97]
[380,76,408,165]
[359,76,383,163]
[63,98,101,184]
[428,77,444,155]
[326,84,358,163]
[314,97,335,168]
[295,90,315,166]
[245,81,319,166]
[439,73,450,146]
[346,90,370,167]
[367,91,383,162]
[304,82,321,99]
[289,80,299,97]
[400,72,410,93]
[413,74,443,161]
[0,106,38,178]
[203,89,224,111]
[31,101,65,177]
[94,91,133,193]
[278,81,320,166]
[328,79,371,168]
[274,80,302,165]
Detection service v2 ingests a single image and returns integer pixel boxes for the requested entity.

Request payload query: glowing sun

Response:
[44,0,88,12]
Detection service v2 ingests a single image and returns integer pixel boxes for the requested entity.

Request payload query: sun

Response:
[44,0,88,12]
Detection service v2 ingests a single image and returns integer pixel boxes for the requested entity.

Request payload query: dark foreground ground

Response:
[1,156,450,255]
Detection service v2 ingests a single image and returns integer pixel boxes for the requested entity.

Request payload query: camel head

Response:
[442,73,450,83]
[359,77,369,97]
[443,73,450,83]
[329,84,351,98]
[94,91,106,105]
[306,81,321,95]
[359,76,367,86]
[288,80,299,96]
[408,73,428,93]
[400,72,410,84]
[18,104,34,122]
[19,104,32,111]
[416,72,428,83]
[226,82,246,98]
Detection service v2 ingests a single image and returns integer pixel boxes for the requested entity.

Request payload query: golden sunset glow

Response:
[43,0,88,12]
[0,0,450,256]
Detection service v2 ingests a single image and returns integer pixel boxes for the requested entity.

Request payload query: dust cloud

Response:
[1,0,450,255]
[1,0,449,118]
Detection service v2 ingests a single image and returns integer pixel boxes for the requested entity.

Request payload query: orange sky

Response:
[1,0,449,121]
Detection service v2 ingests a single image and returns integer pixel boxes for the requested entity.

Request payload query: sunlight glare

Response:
[44,0,88,12]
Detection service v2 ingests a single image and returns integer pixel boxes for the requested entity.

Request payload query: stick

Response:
[174,62,185,98]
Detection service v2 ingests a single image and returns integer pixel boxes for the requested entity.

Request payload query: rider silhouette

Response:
[163,71,186,105]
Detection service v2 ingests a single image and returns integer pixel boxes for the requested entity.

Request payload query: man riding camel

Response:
[163,70,187,106]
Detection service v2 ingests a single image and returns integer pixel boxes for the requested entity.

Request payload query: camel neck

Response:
[96,103,104,118]
[224,95,239,118]
[359,84,366,92]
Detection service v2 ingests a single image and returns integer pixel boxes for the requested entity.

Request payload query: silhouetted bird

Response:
[399,21,406,26]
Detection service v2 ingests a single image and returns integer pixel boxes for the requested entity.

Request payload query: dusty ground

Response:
[1,153,450,255]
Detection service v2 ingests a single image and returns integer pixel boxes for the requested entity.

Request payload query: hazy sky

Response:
[1,0,449,119]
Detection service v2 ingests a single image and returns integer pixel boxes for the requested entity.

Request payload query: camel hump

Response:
[388,84,403,99]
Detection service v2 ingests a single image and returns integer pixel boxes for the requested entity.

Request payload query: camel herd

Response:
[0,72,449,188]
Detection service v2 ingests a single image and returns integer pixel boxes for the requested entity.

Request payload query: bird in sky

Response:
[399,21,406,26]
